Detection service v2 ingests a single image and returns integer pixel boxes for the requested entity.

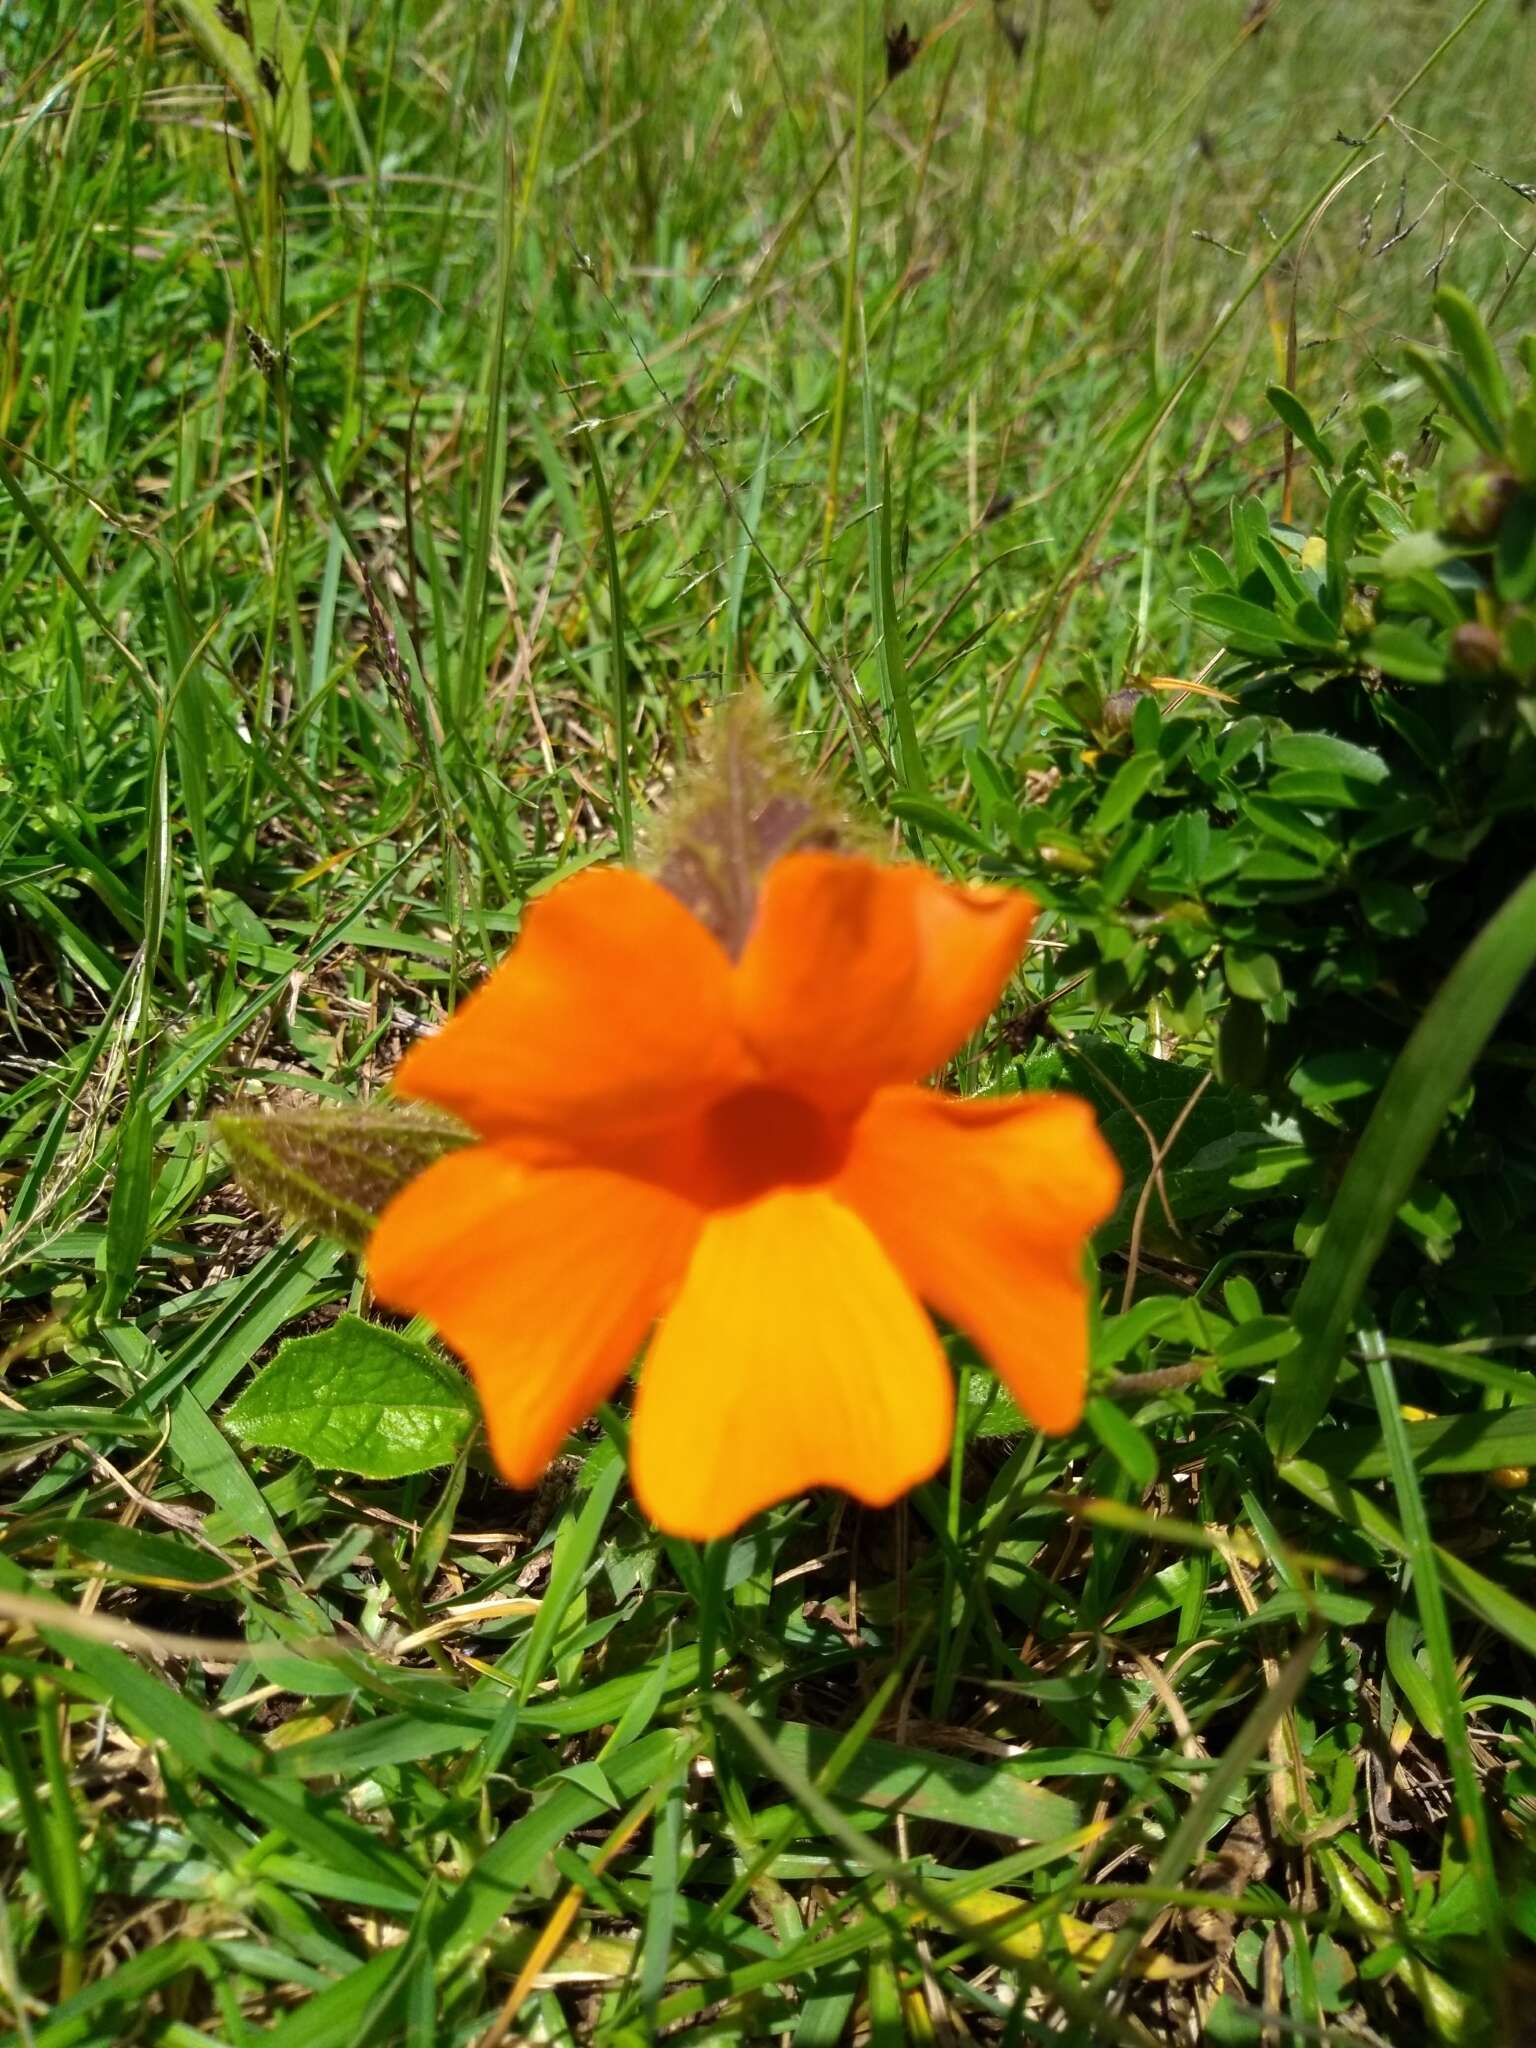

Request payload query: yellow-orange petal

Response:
[834,1087,1121,1433]
[734,853,1035,1105]
[630,1187,952,1539]
[393,868,751,1147]
[368,1147,700,1485]
[895,863,1039,1080]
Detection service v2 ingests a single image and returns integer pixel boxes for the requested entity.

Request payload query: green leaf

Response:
[225,1315,479,1479]
[1189,545,1234,591]
[516,1440,627,1708]
[1239,794,1338,863]
[1225,947,1283,1003]
[887,795,991,851]
[1289,1048,1393,1110]
[1026,1035,1268,1237]
[1495,491,1536,605]
[1090,750,1163,837]
[1403,341,1502,458]
[1365,622,1447,683]
[216,1105,470,1252]
[1374,529,1459,578]
[744,1721,1081,1842]
[1359,878,1427,937]
[1363,1345,1503,1948]
[102,1096,153,1317]
[1266,384,1335,471]
[175,0,313,172]
[1283,1454,1536,1666]
[1189,592,1286,652]
[1215,1316,1300,1368]
[1085,1395,1158,1488]
[170,1387,291,1561]
[1269,863,1536,1457]
[1307,1403,1536,1481]
[1267,731,1391,809]
[22,1517,235,1588]
[1433,285,1511,430]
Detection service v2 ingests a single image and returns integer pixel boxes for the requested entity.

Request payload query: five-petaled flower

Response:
[367,853,1120,1538]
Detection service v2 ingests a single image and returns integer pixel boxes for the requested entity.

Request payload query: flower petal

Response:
[368,1147,700,1485]
[734,853,1035,1103]
[835,1088,1121,1433]
[897,863,1040,1079]
[630,1187,952,1538]
[393,868,749,1146]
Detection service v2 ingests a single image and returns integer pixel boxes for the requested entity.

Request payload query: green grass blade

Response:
[1269,862,1536,1454]
[1363,1335,1504,1959]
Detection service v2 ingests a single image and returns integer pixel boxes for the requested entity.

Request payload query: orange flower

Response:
[367,852,1120,1539]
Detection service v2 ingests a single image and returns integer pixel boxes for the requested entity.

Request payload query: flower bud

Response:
[1449,621,1504,677]
[1101,687,1149,738]
[1443,461,1518,544]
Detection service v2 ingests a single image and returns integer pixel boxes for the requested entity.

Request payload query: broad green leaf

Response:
[1374,528,1459,577]
[887,794,991,851]
[1189,545,1234,591]
[225,1315,478,1479]
[176,0,313,172]
[1358,879,1426,938]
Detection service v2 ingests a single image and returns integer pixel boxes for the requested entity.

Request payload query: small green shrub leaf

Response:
[1189,592,1286,651]
[1432,286,1511,430]
[1085,1395,1158,1489]
[1365,622,1448,683]
[225,1316,478,1479]
[1290,1048,1393,1109]
[1214,1316,1299,1367]
[1267,384,1335,471]
[1225,947,1283,1002]
[1267,731,1391,809]
[1495,492,1536,605]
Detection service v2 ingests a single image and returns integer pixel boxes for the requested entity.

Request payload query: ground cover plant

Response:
[3,0,1536,2040]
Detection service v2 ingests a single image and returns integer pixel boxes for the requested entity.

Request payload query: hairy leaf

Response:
[649,694,847,957]
[215,1104,470,1251]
